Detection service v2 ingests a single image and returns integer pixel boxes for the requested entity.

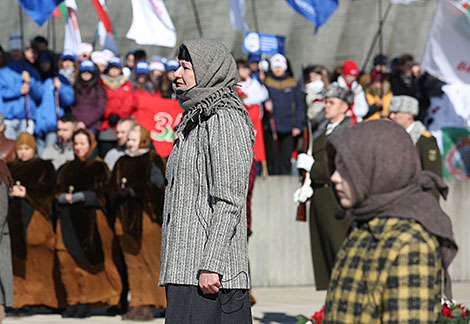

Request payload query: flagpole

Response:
[251,0,260,34]
[18,4,25,50]
[378,0,383,55]
[190,0,203,38]
[360,2,392,72]
[52,14,57,52]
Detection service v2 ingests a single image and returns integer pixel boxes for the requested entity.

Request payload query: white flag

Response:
[63,0,82,55]
[97,0,118,54]
[421,0,470,84]
[390,0,419,4]
[229,0,248,32]
[127,0,176,48]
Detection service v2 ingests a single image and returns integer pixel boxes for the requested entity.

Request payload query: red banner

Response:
[133,91,183,158]
[245,104,266,162]
[134,91,265,160]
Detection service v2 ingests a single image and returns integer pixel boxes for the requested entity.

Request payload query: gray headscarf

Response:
[173,38,254,141]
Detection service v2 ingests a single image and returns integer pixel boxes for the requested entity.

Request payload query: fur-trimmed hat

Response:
[324,84,354,106]
[389,95,419,116]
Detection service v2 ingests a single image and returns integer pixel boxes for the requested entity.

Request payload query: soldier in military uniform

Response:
[296,84,354,290]
[389,96,442,199]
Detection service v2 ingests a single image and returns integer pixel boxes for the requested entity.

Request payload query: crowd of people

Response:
[0,29,453,323]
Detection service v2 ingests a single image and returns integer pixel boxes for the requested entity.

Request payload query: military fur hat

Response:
[389,95,419,116]
[324,84,354,106]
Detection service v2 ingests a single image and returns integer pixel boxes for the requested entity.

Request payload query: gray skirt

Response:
[165,284,252,324]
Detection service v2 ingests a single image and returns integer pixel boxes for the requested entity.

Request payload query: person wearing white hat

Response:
[263,53,305,175]
[149,60,165,89]
[389,95,442,193]
[78,43,93,62]
[90,51,108,73]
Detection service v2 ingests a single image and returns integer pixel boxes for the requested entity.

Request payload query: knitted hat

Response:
[9,33,23,51]
[324,83,354,106]
[78,42,93,55]
[248,54,261,62]
[102,49,115,62]
[270,54,287,71]
[150,61,165,72]
[61,50,76,61]
[165,59,179,71]
[15,132,36,150]
[373,54,387,66]
[135,61,150,74]
[389,95,419,116]
[79,60,95,72]
[108,57,122,68]
[91,51,107,65]
[342,59,359,77]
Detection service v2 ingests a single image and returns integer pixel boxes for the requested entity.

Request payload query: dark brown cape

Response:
[110,151,165,247]
[7,158,56,259]
[56,156,110,266]
[326,119,457,299]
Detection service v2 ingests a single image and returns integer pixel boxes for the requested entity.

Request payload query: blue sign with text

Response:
[243,32,286,55]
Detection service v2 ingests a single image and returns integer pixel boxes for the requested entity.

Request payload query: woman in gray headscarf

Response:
[158,39,254,324]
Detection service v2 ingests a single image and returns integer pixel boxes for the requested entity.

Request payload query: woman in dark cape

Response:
[55,128,122,318]
[111,125,166,321]
[7,132,65,311]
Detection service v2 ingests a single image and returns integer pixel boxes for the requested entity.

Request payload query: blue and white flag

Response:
[285,0,338,33]
[18,0,64,26]
[230,0,248,32]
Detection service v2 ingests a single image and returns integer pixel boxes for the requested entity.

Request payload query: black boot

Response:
[74,303,91,318]
[62,304,79,318]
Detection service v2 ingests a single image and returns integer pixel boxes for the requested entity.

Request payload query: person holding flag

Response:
[0,34,43,140]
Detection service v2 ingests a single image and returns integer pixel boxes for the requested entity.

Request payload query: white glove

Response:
[296,153,315,172]
[293,184,314,204]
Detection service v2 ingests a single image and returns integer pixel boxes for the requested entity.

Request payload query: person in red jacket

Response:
[99,58,136,157]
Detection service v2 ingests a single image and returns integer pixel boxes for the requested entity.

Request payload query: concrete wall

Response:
[0,0,436,75]
[249,176,470,287]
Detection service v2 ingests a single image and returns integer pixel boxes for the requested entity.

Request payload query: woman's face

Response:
[137,74,147,84]
[309,72,322,83]
[39,60,51,73]
[73,133,90,158]
[330,156,357,209]
[127,54,135,68]
[174,60,196,88]
[108,66,121,78]
[62,59,75,69]
[126,130,140,152]
[80,71,93,82]
[152,70,163,80]
[16,144,34,161]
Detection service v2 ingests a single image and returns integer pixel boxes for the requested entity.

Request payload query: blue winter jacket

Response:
[0,65,43,120]
[35,74,74,135]
[264,74,305,134]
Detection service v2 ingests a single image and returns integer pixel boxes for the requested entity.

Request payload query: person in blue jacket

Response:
[263,53,305,175]
[0,34,43,140]
[35,51,74,154]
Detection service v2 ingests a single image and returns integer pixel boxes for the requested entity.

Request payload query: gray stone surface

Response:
[4,283,470,323]
[1,0,436,75]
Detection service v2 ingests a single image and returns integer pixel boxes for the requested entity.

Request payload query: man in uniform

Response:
[296,84,354,290]
[389,95,442,182]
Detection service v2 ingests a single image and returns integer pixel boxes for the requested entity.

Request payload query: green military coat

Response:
[308,117,353,290]
[416,130,442,200]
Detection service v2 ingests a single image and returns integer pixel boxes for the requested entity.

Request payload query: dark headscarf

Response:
[326,119,457,299]
[173,38,253,141]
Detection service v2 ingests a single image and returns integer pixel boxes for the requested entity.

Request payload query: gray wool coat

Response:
[0,182,13,307]
[159,108,254,290]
